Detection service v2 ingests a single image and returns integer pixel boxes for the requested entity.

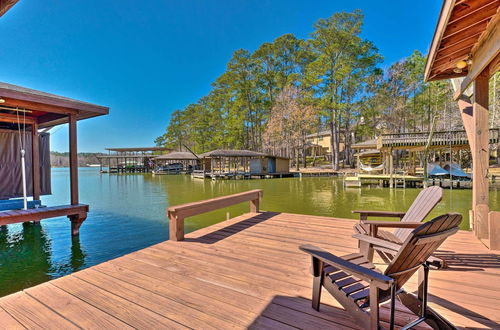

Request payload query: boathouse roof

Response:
[352,138,378,150]
[0,82,109,128]
[105,147,171,153]
[155,151,199,160]
[199,149,268,158]
[425,0,499,82]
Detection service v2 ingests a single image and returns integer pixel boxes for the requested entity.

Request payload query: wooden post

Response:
[389,149,394,188]
[473,71,490,240]
[250,195,260,213]
[168,211,184,241]
[69,114,79,205]
[31,121,41,200]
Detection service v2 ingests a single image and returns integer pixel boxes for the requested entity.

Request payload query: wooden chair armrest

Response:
[360,221,423,228]
[352,234,402,252]
[299,244,393,290]
[352,210,406,219]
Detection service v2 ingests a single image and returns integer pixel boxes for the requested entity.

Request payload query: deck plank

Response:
[0,211,499,329]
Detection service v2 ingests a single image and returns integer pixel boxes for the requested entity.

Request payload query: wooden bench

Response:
[0,204,89,236]
[167,189,263,241]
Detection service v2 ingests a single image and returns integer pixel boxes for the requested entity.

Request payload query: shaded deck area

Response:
[0,212,499,329]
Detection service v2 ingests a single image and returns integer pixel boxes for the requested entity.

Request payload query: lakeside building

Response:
[0,81,108,235]
[193,149,291,179]
[96,147,171,173]
[153,151,200,174]
[304,130,345,159]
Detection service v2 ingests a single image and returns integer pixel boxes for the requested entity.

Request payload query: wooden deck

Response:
[0,211,499,329]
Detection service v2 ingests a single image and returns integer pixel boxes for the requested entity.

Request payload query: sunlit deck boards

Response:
[0,212,499,329]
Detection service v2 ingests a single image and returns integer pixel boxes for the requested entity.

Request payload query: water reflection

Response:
[0,168,489,297]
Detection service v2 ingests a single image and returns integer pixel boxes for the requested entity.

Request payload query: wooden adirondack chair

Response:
[352,186,444,267]
[300,213,461,330]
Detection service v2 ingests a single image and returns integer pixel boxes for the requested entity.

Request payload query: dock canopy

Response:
[0,0,18,17]
[155,151,199,160]
[352,139,378,150]
[106,147,171,153]
[199,149,267,158]
[0,82,109,128]
[424,0,499,96]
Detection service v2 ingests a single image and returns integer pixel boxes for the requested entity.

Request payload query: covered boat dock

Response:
[0,81,108,235]
[153,151,200,174]
[193,149,292,179]
[97,147,171,173]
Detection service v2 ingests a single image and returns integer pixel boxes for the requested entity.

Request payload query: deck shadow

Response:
[246,295,361,329]
[424,292,498,329]
[185,211,280,244]
[433,251,500,271]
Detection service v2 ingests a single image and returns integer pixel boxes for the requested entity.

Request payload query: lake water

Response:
[1,167,496,297]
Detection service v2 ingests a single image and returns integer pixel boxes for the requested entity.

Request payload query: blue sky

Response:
[0,0,442,152]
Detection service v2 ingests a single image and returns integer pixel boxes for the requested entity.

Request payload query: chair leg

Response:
[359,240,375,262]
[311,256,324,311]
[398,265,457,330]
[312,274,323,311]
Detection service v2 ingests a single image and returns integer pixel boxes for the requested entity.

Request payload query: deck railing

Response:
[379,128,499,148]
[167,189,263,241]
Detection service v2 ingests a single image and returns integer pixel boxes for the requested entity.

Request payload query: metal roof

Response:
[155,151,199,160]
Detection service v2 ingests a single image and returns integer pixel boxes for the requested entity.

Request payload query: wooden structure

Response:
[302,213,461,329]
[0,0,18,17]
[97,147,170,173]
[425,0,500,249]
[352,129,499,187]
[195,149,291,179]
[353,186,444,267]
[0,82,108,235]
[1,193,499,328]
[153,151,199,174]
[167,189,262,241]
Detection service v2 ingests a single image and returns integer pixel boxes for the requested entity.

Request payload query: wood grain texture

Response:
[0,211,498,329]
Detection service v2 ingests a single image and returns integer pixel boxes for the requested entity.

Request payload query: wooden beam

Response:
[69,114,79,205]
[472,70,490,240]
[0,113,36,125]
[2,98,78,115]
[454,12,500,99]
[444,0,498,38]
[0,0,18,17]
[424,0,457,81]
[32,122,41,200]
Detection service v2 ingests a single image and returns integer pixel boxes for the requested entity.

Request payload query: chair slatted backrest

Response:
[385,213,462,289]
[394,186,443,242]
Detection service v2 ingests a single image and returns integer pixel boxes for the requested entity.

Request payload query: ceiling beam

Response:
[454,13,500,99]
[1,97,79,115]
[0,113,36,125]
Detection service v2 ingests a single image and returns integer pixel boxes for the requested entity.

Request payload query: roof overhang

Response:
[424,0,500,98]
[0,82,109,128]
[0,0,19,17]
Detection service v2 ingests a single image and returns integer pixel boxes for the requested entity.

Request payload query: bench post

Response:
[250,194,260,213]
[168,211,184,241]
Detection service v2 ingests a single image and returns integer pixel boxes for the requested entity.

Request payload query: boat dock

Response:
[192,170,295,180]
[0,192,499,328]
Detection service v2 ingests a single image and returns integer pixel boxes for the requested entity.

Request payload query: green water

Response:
[1,168,496,297]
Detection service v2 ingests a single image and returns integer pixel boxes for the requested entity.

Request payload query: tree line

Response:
[155,10,499,170]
